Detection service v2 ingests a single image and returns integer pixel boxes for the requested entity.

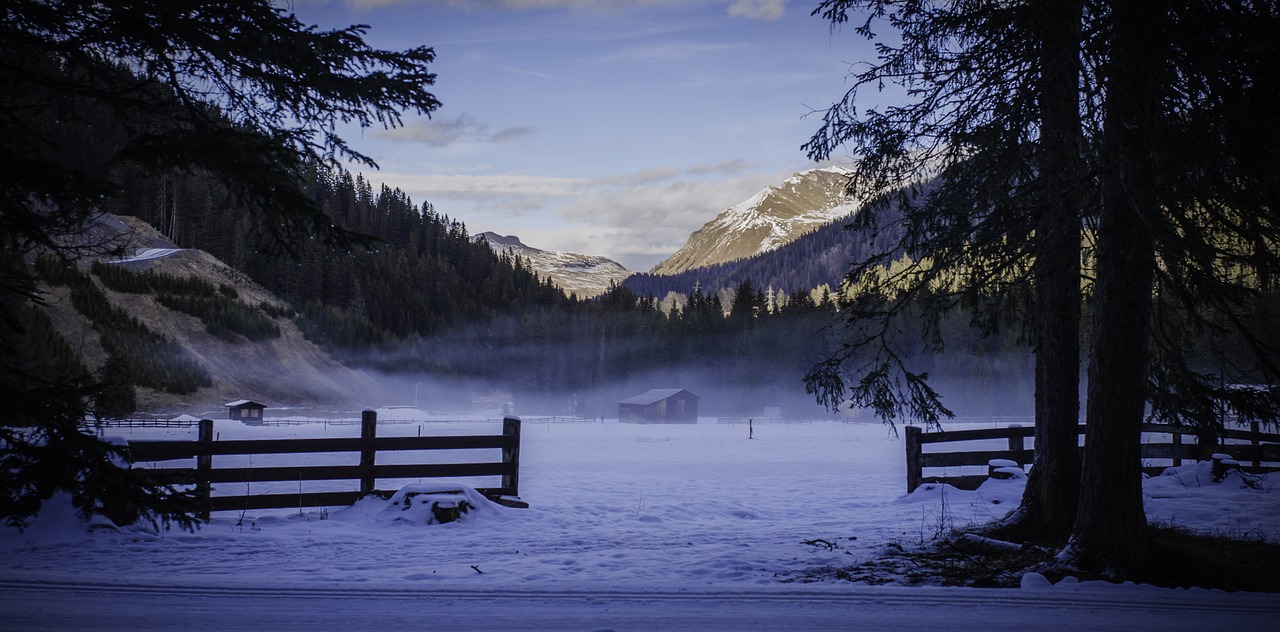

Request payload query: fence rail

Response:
[127,411,523,517]
[89,417,203,429]
[717,417,820,425]
[905,421,1280,493]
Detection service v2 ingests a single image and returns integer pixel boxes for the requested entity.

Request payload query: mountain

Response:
[36,214,386,412]
[650,166,858,275]
[623,205,895,302]
[624,178,922,300]
[475,232,631,299]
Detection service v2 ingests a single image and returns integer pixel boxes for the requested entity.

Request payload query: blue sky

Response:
[291,0,880,271]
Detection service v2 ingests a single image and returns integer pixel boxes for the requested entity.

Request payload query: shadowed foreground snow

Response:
[2,417,1278,629]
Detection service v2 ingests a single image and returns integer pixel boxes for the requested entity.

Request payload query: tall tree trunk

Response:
[1061,0,1167,575]
[1011,0,1085,544]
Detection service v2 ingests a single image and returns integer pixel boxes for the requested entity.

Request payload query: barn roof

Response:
[618,389,698,406]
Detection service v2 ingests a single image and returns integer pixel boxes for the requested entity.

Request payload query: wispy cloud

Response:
[377,115,535,146]
[377,171,585,204]
[588,159,756,186]
[341,0,784,22]
[602,41,748,63]
[726,0,786,21]
[487,126,536,143]
[486,62,579,82]
[343,0,686,11]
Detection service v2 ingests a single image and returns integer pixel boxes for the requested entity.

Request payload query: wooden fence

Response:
[905,421,1280,493]
[717,418,818,425]
[126,411,523,518]
[90,417,203,429]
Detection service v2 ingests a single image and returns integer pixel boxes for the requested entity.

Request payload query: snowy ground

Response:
[3,416,1279,629]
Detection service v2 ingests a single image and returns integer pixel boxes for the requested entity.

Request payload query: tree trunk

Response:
[1062,1,1167,575]
[1012,0,1085,544]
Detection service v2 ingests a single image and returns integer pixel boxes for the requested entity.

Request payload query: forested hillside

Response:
[110,163,570,346]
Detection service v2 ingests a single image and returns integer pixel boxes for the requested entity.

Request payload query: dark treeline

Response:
[358,278,1033,418]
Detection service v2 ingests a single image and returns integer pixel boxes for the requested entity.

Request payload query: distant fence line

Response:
[718,415,1036,427]
[125,411,523,518]
[88,417,202,429]
[905,421,1280,493]
[90,415,601,430]
[718,418,817,425]
[248,415,601,426]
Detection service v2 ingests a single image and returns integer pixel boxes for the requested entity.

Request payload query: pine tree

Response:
[1,1,440,530]
[809,0,1280,576]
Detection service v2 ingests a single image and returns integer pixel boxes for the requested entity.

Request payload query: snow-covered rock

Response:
[380,483,507,525]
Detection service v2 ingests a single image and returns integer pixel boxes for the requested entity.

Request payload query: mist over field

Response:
[362,342,1037,423]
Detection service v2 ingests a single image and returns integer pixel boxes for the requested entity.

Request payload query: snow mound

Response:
[1020,571,1052,589]
[377,483,509,526]
[4,492,117,544]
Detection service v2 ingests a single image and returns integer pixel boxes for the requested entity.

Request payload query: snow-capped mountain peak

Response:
[475,232,631,298]
[650,166,857,275]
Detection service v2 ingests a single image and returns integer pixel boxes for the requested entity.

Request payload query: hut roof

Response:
[618,389,698,406]
[225,399,265,408]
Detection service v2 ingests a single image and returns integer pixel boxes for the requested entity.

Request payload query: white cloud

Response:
[550,164,794,262]
[368,160,798,269]
[726,0,785,21]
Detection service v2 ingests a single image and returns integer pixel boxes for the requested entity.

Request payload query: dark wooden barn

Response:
[226,399,267,422]
[617,389,700,423]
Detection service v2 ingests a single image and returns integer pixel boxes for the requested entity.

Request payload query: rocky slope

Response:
[476,232,631,299]
[38,214,385,413]
[650,166,857,275]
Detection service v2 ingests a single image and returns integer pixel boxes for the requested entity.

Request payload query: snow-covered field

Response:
[3,415,1279,629]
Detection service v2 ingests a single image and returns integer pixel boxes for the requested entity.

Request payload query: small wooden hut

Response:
[618,389,699,423]
[226,399,267,422]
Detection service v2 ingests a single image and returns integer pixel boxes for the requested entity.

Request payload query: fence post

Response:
[1251,420,1261,469]
[197,418,214,520]
[360,409,377,497]
[1172,429,1183,467]
[905,425,922,494]
[1007,423,1024,454]
[502,416,521,497]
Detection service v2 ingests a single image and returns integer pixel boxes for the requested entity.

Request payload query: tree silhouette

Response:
[0,0,440,530]
[808,0,1280,576]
